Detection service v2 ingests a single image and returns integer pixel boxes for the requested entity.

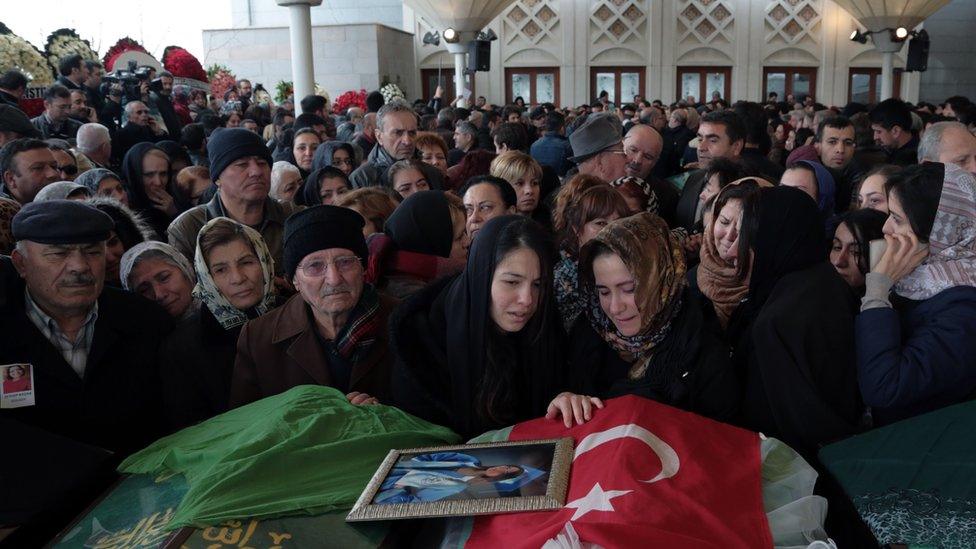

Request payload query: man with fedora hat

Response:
[568,112,629,183]
[229,205,398,408]
[0,200,173,455]
[168,127,300,277]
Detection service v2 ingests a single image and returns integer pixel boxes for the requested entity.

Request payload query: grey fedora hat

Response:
[569,113,623,163]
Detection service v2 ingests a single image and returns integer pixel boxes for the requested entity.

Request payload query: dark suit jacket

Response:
[675,169,708,232]
[229,291,398,408]
[0,260,174,456]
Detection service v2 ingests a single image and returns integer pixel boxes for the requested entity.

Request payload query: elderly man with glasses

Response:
[229,205,399,408]
[569,113,630,183]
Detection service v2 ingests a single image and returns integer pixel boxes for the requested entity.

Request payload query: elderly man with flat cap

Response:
[569,112,629,183]
[229,205,399,408]
[0,200,173,456]
[168,128,300,279]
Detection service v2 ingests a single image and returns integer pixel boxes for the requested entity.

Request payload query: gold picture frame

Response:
[346,437,574,522]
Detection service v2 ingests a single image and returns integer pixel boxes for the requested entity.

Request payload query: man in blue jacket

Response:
[530,111,574,177]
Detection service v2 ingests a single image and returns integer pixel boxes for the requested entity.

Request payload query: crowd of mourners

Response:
[1,54,976,515]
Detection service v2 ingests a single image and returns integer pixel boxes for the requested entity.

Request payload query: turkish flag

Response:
[464,395,772,548]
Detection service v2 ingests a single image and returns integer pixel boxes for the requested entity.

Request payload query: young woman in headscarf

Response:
[121,143,179,238]
[857,162,976,425]
[76,168,129,206]
[311,141,359,176]
[121,241,199,320]
[295,166,351,207]
[552,185,630,333]
[698,184,861,454]
[364,190,467,299]
[828,208,887,293]
[561,212,739,423]
[159,217,281,429]
[781,160,836,224]
[88,196,155,287]
[390,215,566,439]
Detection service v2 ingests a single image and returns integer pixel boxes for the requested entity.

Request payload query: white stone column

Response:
[276,0,323,115]
[445,32,476,109]
[870,31,904,101]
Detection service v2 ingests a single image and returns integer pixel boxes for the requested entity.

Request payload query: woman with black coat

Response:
[121,142,179,239]
[159,217,281,430]
[390,215,566,439]
[563,212,739,424]
[697,184,862,454]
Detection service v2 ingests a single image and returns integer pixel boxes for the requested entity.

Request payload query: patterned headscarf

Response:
[193,217,277,330]
[696,177,773,328]
[609,175,659,215]
[579,212,687,379]
[895,163,976,300]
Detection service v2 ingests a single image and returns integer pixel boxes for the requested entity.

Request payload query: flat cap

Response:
[12,199,113,244]
[0,104,41,138]
[569,113,623,163]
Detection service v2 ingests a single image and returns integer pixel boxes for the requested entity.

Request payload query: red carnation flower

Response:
[163,46,208,82]
[103,37,150,71]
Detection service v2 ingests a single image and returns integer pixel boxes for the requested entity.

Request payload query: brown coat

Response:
[229,291,398,408]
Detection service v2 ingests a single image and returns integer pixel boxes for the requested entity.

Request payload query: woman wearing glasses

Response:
[312,141,359,177]
[44,139,79,181]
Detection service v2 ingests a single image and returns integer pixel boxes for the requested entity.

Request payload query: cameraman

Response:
[149,71,182,137]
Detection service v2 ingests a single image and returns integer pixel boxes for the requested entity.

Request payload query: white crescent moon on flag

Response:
[573,424,680,483]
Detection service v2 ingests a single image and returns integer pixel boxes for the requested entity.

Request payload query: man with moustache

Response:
[349,99,443,190]
[168,128,299,277]
[0,200,173,455]
[229,205,398,408]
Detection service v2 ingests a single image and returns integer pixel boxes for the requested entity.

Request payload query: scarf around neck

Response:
[581,212,686,379]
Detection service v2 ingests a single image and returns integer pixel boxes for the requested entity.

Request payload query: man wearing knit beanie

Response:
[166,127,300,277]
[229,204,399,409]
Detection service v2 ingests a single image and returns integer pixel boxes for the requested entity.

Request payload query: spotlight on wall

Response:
[443,28,459,43]
[893,27,910,41]
[849,29,869,44]
[422,31,440,46]
[477,28,498,42]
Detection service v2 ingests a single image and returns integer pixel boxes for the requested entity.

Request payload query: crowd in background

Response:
[1,53,976,541]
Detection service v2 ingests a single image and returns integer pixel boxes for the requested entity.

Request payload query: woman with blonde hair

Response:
[489,151,546,225]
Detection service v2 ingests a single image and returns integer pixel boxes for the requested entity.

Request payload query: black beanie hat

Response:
[283,205,367,279]
[208,127,274,182]
[366,91,385,114]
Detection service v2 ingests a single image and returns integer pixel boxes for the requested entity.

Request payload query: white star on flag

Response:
[564,482,633,521]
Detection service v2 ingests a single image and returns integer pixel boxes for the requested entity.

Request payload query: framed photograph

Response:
[346,438,573,522]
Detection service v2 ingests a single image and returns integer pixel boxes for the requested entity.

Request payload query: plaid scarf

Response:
[335,285,381,361]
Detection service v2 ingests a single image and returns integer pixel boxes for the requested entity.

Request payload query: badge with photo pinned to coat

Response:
[0,363,35,409]
[346,438,573,521]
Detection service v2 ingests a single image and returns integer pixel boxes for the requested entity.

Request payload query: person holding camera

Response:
[149,71,183,138]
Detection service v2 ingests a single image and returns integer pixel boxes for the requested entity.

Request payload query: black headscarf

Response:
[120,142,173,238]
[296,166,348,207]
[155,140,195,211]
[439,215,565,437]
[312,141,358,172]
[121,142,166,212]
[745,185,826,314]
[383,190,454,258]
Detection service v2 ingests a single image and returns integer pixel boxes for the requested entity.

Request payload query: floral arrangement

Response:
[380,83,404,103]
[44,28,97,73]
[332,89,367,114]
[274,80,293,104]
[207,64,237,99]
[162,46,208,82]
[0,22,54,85]
[103,37,149,71]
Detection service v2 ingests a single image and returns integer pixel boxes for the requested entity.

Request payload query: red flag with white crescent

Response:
[464,395,772,548]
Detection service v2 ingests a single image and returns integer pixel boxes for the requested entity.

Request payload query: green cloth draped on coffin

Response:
[819,400,976,549]
[118,385,460,530]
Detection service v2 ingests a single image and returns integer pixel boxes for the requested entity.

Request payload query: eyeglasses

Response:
[297,256,361,277]
[58,164,78,175]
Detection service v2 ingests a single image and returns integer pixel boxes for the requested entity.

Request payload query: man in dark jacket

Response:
[55,54,88,93]
[869,98,918,166]
[230,205,398,408]
[530,111,574,176]
[0,70,28,109]
[149,71,182,138]
[349,99,443,189]
[1,200,173,455]
[675,110,746,231]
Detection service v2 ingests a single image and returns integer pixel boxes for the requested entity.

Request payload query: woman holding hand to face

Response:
[857,163,976,425]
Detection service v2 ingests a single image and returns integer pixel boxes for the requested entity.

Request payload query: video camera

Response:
[100,60,154,103]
